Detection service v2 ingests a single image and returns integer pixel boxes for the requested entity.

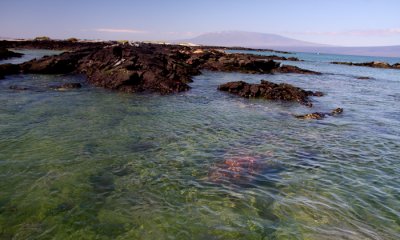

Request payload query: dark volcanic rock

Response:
[225,53,301,62]
[0,40,108,51]
[17,44,200,94]
[78,45,199,93]
[20,48,95,74]
[254,55,301,61]
[0,48,23,60]
[312,91,324,97]
[0,40,321,94]
[272,65,320,74]
[0,64,20,79]
[295,108,343,120]
[332,61,400,70]
[218,80,319,107]
[287,57,301,61]
[197,51,318,74]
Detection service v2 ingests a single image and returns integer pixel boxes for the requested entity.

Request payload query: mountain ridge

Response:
[176,31,400,57]
[177,31,329,48]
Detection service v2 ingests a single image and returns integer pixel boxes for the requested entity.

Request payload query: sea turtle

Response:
[208,153,282,186]
[295,108,343,120]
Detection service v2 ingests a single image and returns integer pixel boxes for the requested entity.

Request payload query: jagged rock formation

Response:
[0,42,320,93]
[218,80,323,107]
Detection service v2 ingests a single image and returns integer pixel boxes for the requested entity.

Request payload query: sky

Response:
[0,0,399,46]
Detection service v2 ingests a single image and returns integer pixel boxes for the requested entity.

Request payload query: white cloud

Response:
[95,28,147,34]
[164,31,199,37]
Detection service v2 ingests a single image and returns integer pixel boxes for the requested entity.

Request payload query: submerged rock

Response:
[295,108,343,120]
[218,80,321,107]
[0,48,23,60]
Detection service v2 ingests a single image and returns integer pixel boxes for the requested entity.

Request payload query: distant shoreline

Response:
[1,38,399,60]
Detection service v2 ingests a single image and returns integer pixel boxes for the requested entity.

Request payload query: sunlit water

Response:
[0,50,399,239]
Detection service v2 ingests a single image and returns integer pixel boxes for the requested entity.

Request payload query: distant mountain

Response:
[177,31,328,48]
[177,31,400,58]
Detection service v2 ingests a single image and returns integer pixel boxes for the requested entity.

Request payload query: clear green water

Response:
[0,50,399,239]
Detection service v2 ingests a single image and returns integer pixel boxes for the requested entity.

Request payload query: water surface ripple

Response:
[0,50,399,239]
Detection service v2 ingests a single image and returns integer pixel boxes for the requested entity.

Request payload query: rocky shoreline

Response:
[0,40,342,119]
[331,61,400,70]
[0,47,23,60]
[0,40,320,94]
[0,40,109,51]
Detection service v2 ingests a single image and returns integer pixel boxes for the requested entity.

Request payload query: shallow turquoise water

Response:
[0,50,399,239]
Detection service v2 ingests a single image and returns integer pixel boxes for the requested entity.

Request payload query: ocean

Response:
[0,49,399,239]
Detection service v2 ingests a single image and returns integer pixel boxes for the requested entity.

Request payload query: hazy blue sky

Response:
[1,0,399,46]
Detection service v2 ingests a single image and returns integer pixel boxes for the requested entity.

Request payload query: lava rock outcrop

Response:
[0,48,23,60]
[0,41,320,94]
[218,80,322,107]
